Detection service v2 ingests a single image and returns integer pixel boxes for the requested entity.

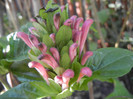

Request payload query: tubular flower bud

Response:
[77,67,92,82]
[70,15,77,29]
[29,34,39,48]
[50,47,60,63]
[62,69,74,90]
[74,17,83,30]
[54,76,63,85]
[73,31,82,45]
[49,33,55,43]
[79,19,93,55]
[28,27,37,34]
[30,18,37,22]
[28,61,49,84]
[60,5,65,12]
[38,43,47,54]
[69,43,78,62]
[38,54,59,69]
[17,32,32,48]
[64,19,73,26]
[54,13,60,31]
[81,51,93,65]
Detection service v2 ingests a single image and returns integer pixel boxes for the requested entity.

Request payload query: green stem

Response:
[0,75,11,90]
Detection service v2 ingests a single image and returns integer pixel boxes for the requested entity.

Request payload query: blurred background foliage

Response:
[0,0,133,99]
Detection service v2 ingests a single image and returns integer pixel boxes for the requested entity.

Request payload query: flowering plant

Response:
[1,1,133,99]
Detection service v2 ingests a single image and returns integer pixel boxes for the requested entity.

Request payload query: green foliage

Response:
[106,79,133,99]
[88,48,133,80]
[11,59,43,82]
[0,79,62,99]
[97,9,110,24]
[55,25,72,50]
[43,34,54,48]
[60,53,71,69]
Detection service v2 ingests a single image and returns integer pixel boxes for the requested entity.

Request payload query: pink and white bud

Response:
[62,69,74,90]
[60,5,65,12]
[38,54,59,69]
[28,61,49,84]
[54,76,63,85]
[17,32,32,48]
[79,19,93,55]
[30,18,37,22]
[73,31,82,45]
[74,17,83,30]
[81,51,93,65]
[77,67,92,82]
[38,43,47,54]
[50,47,60,63]
[29,27,37,34]
[49,33,55,43]
[64,19,73,26]
[54,13,60,31]
[29,34,39,48]
[70,15,77,29]
[69,43,78,62]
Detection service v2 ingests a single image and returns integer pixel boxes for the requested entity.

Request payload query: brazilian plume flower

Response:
[17,13,93,91]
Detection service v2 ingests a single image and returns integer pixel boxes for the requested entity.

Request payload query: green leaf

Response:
[39,8,47,19]
[60,46,69,56]
[55,25,72,50]
[43,34,54,48]
[55,89,72,99]
[60,4,69,26]
[0,37,8,48]
[69,62,82,85]
[32,22,48,37]
[89,48,133,80]
[11,59,43,82]
[5,33,29,62]
[0,80,61,99]
[0,65,9,75]
[60,53,71,69]
[97,9,110,24]
[106,79,133,99]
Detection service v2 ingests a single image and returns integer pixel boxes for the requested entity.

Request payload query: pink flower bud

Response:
[38,43,47,54]
[70,15,77,29]
[73,31,82,45]
[81,51,93,65]
[60,5,65,12]
[64,19,73,26]
[28,27,37,34]
[38,54,59,69]
[28,61,49,84]
[30,18,37,22]
[17,32,32,48]
[69,43,78,62]
[54,76,63,85]
[29,34,39,48]
[54,13,60,31]
[77,67,92,82]
[74,17,83,30]
[49,33,55,43]
[79,19,93,55]
[62,69,74,90]
[50,47,60,63]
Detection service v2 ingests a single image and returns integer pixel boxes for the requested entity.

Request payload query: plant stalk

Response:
[115,0,133,48]
[90,0,106,48]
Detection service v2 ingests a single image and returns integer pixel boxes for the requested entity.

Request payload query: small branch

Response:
[90,0,106,48]
[115,0,133,48]
[88,81,94,99]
